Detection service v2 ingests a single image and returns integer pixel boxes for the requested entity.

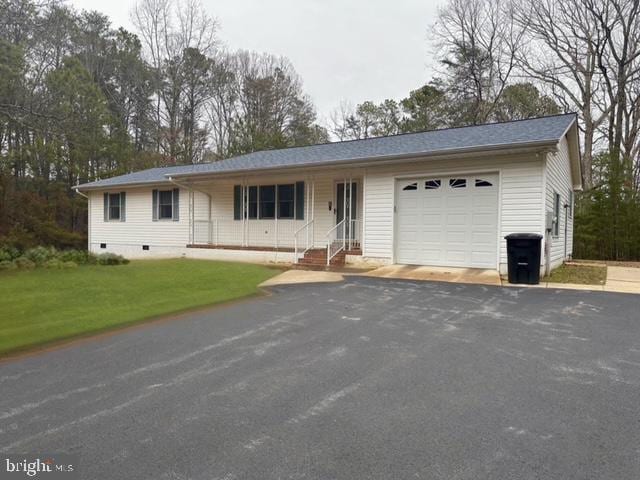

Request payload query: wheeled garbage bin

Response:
[505,233,543,285]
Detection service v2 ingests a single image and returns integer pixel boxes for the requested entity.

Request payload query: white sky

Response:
[66,0,443,123]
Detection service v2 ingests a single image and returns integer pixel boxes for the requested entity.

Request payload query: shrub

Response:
[62,261,78,269]
[0,260,16,270]
[95,253,129,266]
[13,257,36,269]
[59,249,92,264]
[0,246,21,262]
[24,246,57,265]
[44,259,63,269]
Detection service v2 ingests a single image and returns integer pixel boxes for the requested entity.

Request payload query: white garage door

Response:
[395,173,499,268]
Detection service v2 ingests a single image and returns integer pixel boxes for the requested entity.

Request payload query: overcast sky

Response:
[67,0,443,123]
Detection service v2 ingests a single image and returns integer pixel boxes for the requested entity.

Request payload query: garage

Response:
[395,173,499,268]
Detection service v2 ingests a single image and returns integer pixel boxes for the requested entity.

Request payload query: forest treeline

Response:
[1,0,639,260]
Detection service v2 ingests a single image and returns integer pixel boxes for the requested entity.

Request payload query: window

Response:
[159,190,173,219]
[553,192,561,237]
[403,182,418,191]
[277,184,295,219]
[475,179,493,187]
[425,179,441,190]
[248,186,258,219]
[152,188,179,221]
[104,192,126,222]
[449,178,466,188]
[259,185,276,219]
[109,193,121,220]
[233,183,305,220]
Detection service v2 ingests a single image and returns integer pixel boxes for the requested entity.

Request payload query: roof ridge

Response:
[194,112,578,164]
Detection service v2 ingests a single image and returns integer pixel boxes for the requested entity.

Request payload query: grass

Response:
[0,259,279,357]
[543,263,607,285]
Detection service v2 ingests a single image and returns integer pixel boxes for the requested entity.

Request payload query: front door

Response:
[336,182,358,240]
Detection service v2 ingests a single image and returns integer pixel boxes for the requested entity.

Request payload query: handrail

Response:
[294,219,315,262]
[325,219,346,265]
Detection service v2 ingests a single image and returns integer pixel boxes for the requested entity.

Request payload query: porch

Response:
[183,171,364,265]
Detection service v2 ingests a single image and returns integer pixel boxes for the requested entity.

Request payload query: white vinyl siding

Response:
[89,187,207,251]
[362,154,545,273]
[545,136,575,269]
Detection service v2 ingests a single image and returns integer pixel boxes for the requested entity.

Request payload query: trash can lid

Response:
[504,233,543,240]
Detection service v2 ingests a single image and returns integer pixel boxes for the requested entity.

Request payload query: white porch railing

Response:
[192,219,300,249]
[294,219,315,261]
[326,219,346,265]
[325,219,362,265]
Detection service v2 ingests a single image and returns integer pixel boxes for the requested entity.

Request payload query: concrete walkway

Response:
[604,266,640,293]
[358,264,502,286]
[261,264,640,294]
[259,269,344,287]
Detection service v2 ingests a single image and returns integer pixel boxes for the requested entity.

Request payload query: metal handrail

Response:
[294,219,315,262]
[325,219,346,265]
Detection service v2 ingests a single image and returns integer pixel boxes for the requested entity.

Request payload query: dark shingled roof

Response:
[76,113,577,189]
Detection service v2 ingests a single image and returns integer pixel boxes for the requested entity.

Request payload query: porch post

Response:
[241,180,246,247]
[349,174,353,251]
[190,189,194,245]
[343,176,347,248]
[208,191,212,244]
[274,184,279,252]
[311,178,315,247]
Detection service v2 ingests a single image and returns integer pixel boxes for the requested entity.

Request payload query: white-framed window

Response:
[234,182,305,220]
[449,178,467,189]
[425,179,441,190]
[104,192,126,222]
[553,192,561,237]
[152,188,179,221]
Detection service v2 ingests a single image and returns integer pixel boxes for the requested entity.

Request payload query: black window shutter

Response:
[295,181,305,220]
[120,192,126,222]
[172,188,179,221]
[103,193,108,222]
[152,189,158,221]
[233,185,242,220]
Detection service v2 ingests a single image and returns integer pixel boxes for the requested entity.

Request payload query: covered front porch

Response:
[181,170,364,264]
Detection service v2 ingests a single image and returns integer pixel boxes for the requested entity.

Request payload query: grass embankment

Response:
[543,263,607,285]
[0,259,278,356]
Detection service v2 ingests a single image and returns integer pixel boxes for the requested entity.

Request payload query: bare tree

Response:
[584,0,640,171]
[131,0,217,163]
[432,0,524,124]
[513,0,611,188]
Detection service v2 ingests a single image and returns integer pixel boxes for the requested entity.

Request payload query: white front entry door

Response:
[395,173,499,268]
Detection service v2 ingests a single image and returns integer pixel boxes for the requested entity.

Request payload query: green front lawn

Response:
[543,263,607,285]
[0,259,278,357]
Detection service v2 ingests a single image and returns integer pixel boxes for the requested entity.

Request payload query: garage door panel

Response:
[446,214,467,226]
[396,174,498,269]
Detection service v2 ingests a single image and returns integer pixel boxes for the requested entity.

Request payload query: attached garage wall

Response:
[544,136,575,270]
[362,153,545,273]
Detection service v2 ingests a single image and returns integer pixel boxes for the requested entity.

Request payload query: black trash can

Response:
[505,233,543,285]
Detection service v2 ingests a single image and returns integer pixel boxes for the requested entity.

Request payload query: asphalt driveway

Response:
[1,277,639,479]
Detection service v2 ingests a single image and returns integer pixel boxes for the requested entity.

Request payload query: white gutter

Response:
[74,188,88,199]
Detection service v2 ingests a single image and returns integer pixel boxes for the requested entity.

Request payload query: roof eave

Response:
[166,139,559,182]
[73,179,173,192]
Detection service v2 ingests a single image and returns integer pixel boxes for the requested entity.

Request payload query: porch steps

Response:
[298,248,346,267]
